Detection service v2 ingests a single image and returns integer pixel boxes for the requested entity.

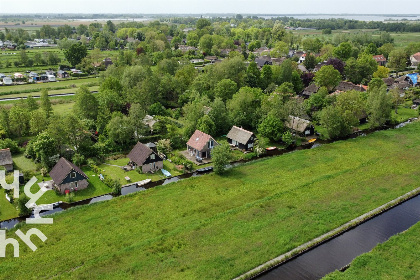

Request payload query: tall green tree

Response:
[214,79,237,102]
[40,89,53,119]
[366,84,392,128]
[212,143,232,175]
[388,49,408,75]
[30,110,48,135]
[319,105,352,140]
[63,42,88,67]
[314,65,341,91]
[73,86,99,120]
[227,87,263,129]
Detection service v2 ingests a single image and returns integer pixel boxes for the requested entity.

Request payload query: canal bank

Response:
[236,186,420,280]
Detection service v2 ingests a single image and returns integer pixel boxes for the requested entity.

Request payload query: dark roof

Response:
[255,56,273,68]
[335,81,366,92]
[285,116,311,133]
[227,126,254,145]
[0,148,12,166]
[187,130,217,151]
[49,157,88,185]
[128,142,160,166]
[382,77,394,86]
[301,83,319,97]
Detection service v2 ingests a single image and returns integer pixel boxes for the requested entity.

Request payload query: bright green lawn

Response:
[52,101,75,116]
[28,168,112,205]
[0,85,99,99]
[98,157,183,185]
[0,188,17,220]
[391,106,419,123]
[2,121,420,278]
[324,221,420,280]
[13,153,38,172]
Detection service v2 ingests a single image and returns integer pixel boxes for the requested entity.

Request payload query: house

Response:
[299,53,306,64]
[301,83,319,99]
[373,55,387,66]
[298,64,308,73]
[128,142,163,173]
[410,52,420,68]
[178,45,198,53]
[382,77,395,87]
[49,157,89,193]
[255,56,273,68]
[186,130,218,159]
[204,56,218,63]
[14,73,24,79]
[142,115,158,132]
[334,81,366,92]
[227,126,256,151]
[285,116,315,136]
[0,149,13,172]
[103,58,113,68]
[57,70,69,78]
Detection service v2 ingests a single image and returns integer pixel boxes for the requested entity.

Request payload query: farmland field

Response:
[324,221,420,280]
[2,121,420,278]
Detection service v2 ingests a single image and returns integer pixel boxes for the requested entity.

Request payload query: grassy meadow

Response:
[324,221,420,280]
[1,121,420,278]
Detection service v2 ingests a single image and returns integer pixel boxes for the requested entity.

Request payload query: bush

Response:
[40,167,48,177]
[0,138,20,154]
[18,195,31,216]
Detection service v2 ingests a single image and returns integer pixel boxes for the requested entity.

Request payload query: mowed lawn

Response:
[98,157,184,185]
[2,122,420,279]
[325,221,420,280]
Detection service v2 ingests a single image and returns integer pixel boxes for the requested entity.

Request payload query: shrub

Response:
[0,138,20,154]
[18,195,31,216]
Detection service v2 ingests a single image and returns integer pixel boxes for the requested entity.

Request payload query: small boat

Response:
[308,138,317,143]
[137,179,151,187]
[197,166,213,173]
[161,169,172,177]
[266,146,278,151]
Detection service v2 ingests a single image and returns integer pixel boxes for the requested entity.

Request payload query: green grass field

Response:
[0,77,99,95]
[324,221,420,280]
[98,157,183,185]
[2,120,420,278]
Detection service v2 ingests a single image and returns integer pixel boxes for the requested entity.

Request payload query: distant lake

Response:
[71,18,151,22]
[261,14,420,22]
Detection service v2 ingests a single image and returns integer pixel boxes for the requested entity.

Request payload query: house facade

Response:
[285,116,315,136]
[128,142,163,173]
[373,55,387,66]
[49,157,89,193]
[0,148,13,172]
[186,130,218,159]
[411,52,420,68]
[226,126,256,151]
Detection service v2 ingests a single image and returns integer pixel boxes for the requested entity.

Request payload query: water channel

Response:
[254,193,420,280]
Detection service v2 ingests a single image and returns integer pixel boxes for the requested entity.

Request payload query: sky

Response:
[0,0,419,15]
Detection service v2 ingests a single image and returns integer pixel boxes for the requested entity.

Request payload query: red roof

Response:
[373,55,386,62]
[186,130,216,151]
[412,52,420,61]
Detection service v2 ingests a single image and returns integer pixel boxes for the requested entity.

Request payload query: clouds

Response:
[1,0,418,14]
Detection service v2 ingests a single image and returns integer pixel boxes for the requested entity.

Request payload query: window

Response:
[150,154,155,160]
[70,171,76,179]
